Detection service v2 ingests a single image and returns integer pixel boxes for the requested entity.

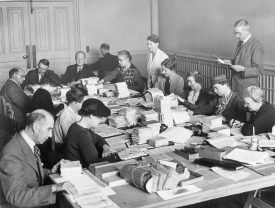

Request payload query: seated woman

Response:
[156,56,184,96]
[242,86,275,136]
[53,85,88,144]
[65,98,120,167]
[102,50,144,92]
[196,75,246,124]
[178,71,209,113]
[30,88,64,116]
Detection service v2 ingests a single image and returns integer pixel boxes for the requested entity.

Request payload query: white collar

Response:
[21,130,36,153]
[243,34,251,44]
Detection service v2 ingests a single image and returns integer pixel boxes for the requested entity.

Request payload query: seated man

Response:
[0,109,77,208]
[195,75,247,124]
[91,43,119,79]
[0,67,29,130]
[62,51,95,85]
[102,50,144,92]
[242,86,275,135]
[22,59,61,88]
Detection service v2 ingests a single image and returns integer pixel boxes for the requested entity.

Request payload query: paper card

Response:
[157,185,201,200]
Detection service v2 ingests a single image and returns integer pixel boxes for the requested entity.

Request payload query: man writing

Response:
[221,19,264,95]
[0,109,77,208]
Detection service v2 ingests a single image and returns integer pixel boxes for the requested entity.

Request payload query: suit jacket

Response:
[0,133,55,208]
[147,49,168,88]
[179,88,210,112]
[0,80,29,130]
[91,53,119,79]
[242,102,275,136]
[61,64,95,84]
[157,72,184,96]
[22,69,61,88]
[232,36,264,95]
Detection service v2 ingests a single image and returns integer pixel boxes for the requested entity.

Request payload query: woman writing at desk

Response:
[156,55,184,96]
[178,71,209,114]
[242,86,275,135]
[196,75,246,124]
[65,98,120,167]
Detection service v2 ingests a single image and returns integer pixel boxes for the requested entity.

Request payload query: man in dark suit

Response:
[0,109,77,208]
[223,19,264,95]
[0,67,30,130]
[22,59,61,88]
[91,43,119,79]
[61,51,95,85]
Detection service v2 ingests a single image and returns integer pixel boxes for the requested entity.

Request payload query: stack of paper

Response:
[81,77,99,85]
[160,113,174,127]
[144,88,164,102]
[132,125,160,144]
[118,147,147,160]
[171,108,190,125]
[108,115,127,128]
[60,160,82,177]
[119,107,138,126]
[94,124,124,138]
[223,148,270,166]
[201,115,223,130]
[154,96,171,113]
[140,110,159,123]
[115,82,129,98]
[165,93,178,107]
[85,84,103,95]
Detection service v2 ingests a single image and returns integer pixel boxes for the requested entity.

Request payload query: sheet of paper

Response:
[211,167,250,181]
[158,127,193,144]
[207,136,238,149]
[223,148,270,166]
[157,185,201,200]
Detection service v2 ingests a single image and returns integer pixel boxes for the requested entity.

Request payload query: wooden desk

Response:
[52,144,275,208]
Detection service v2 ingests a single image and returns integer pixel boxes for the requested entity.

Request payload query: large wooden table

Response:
[51,143,275,208]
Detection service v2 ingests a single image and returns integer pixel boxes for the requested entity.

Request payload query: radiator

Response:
[175,55,275,105]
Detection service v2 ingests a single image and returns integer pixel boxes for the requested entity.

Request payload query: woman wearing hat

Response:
[65,98,120,167]
[156,55,184,96]
[196,75,246,123]
[178,71,209,113]
[242,86,275,135]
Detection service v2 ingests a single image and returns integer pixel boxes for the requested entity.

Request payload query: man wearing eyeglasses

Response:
[0,67,30,130]
[221,19,264,95]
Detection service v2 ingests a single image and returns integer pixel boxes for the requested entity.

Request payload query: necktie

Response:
[164,78,170,95]
[34,145,41,161]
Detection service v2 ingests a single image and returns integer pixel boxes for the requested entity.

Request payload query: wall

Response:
[159,0,275,64]
[81,0,152,77]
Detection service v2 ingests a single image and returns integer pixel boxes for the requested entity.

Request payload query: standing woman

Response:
[178,71,209,114]
[147,34,168,88]
[65,98,120,167]
[157,56,184,96]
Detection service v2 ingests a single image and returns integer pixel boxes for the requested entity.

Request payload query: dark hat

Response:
[78,98,111,117]
[211,75,228,86]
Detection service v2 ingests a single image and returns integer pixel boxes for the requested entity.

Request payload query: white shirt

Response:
[243,33,251,45]
[21,130,35,153]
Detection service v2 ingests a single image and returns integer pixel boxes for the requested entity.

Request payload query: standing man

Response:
[222,19,264,95]
[92,43,119,80]
[0,67,29,130]
[61,51,95,85]
[22,59,61,88]
[0,109,77,208]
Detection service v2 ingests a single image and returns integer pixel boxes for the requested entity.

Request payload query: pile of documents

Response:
[94,123,124,138]
[60,160,82,177]
[81,77,99,85]
[115,82,129,98]
[201,115,223,130]
[140,110,159,124]
[86,84,103,95]
[154,96,171,113]
[171,106,190,125]
[108,115,128,128]
[132,124,160,144]
[118,107,138,126]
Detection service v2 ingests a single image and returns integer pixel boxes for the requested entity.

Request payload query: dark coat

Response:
[0,133,55,208]
[179,88,210,112]
[61,64,95,84]
[242,102,275,136]
[22,68,61,88]
[0,80,29,130]
[232,36,264,95]
[195,92,247,123]
[91,53,119,79]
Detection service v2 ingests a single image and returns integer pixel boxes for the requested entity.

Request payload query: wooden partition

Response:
[174,55,275,105]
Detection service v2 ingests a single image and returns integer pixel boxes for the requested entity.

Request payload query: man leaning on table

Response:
[220,19,264,95]
[0,109,77,208]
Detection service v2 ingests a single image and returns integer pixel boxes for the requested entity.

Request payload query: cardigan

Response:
[242,102,275,136]
[157,72,184,96]
[179,88,210,112]
[232,36,264,95]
